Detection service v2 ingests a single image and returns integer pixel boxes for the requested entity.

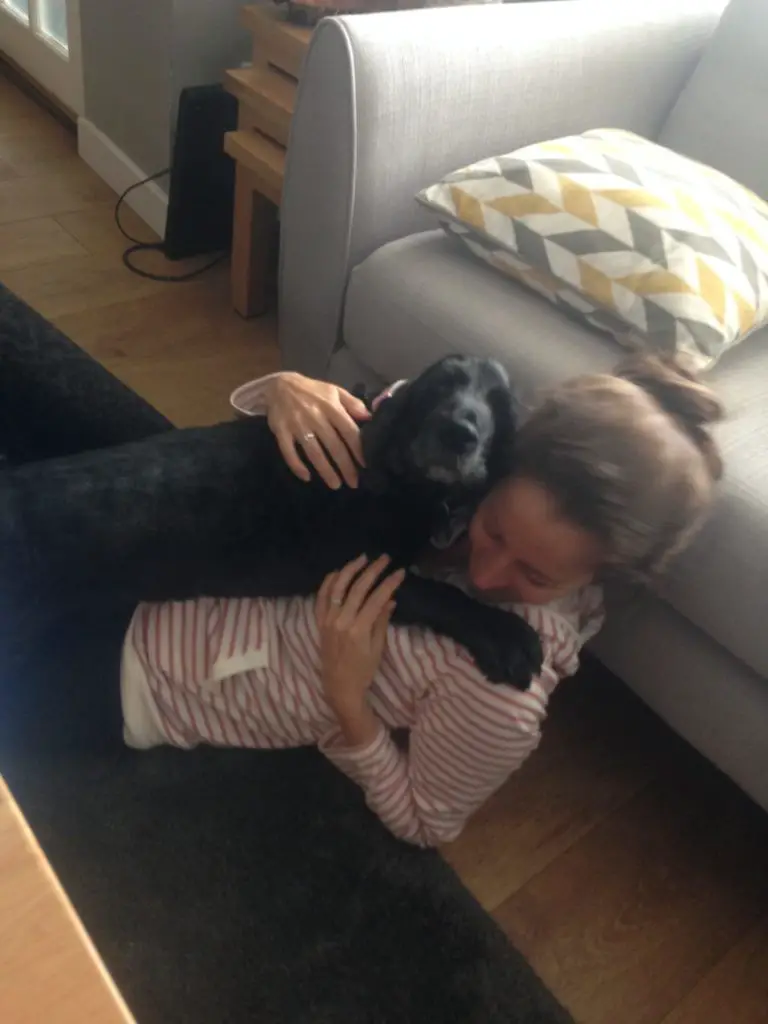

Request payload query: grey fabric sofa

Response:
[278,0,768,809]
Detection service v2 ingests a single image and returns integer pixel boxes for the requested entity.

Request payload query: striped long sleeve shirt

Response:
[119,375,604,847]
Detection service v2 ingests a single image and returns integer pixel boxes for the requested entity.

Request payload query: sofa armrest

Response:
[280,0,725,377]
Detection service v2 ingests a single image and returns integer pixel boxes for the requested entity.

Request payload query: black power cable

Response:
[114,170,226,282]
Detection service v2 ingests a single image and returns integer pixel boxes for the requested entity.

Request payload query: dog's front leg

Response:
[392,574,542,691]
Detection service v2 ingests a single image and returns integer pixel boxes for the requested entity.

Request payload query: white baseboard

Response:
[77,118,169,240]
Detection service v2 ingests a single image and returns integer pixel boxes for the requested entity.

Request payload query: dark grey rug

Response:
[1,603,573,1024]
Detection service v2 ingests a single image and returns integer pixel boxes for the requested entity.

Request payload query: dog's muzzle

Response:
[410,413,488,485]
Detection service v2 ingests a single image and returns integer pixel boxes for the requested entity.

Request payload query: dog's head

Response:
[359,355,516,493]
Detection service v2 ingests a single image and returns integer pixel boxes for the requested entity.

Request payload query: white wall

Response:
[80,0,249,179]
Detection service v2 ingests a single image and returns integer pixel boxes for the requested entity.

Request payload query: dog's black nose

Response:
[439,418,479,453]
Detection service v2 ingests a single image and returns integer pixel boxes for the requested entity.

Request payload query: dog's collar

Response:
[371,379,407,413]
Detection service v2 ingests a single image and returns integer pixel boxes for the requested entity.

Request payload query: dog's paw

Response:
[462,609,543,690]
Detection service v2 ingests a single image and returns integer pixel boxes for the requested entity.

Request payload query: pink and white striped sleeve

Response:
[318,632,569,848]
[229,374,284,417]
[231,374,404,418]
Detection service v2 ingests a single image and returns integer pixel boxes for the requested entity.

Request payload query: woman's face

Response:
[467,476,604,605]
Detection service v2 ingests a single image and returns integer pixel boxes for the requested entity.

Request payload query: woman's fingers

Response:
[322,555,403,631]
[357,569,405,630]
[272,410,346,490]
[312,415,361,489]
[335,557,405,631]
[327,403,367,470]
[275,400,365,490]
[372,602,397,646]
[274,424,311,483]
[267,377,370,490]
[296,419,344,490]
[328,555,369,614]
[338,389,372,423]
[334,555,391,621]
[315,570,337,625]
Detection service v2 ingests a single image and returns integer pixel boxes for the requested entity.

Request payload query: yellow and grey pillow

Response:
[417,129,768,371]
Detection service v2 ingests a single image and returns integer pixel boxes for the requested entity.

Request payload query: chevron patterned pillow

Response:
[417,129,768,371]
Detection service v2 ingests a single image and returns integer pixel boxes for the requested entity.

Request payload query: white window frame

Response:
[0,0,83,115]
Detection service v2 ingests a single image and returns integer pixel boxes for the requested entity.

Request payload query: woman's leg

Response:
[0,595,131,767]
[0,286,172,752]
[0,283,171,464]
[2,417,283,605]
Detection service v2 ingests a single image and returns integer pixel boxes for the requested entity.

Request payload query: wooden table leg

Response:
[231,165,278,319]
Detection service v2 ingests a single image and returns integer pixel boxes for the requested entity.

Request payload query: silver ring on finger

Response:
[302,431,316,444]
[331,596,343,607]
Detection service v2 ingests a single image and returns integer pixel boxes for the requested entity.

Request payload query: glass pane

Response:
[39,0,68,49]
[5,0,30,19]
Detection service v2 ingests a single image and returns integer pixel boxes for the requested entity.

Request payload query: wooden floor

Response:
[0,72,279,425]
[3,72,768,1024]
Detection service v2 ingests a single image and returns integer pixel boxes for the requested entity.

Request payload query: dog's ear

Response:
[351,382,375,412]
[483,359,511,391]
[358,385,411,491]
[486,385,517,482]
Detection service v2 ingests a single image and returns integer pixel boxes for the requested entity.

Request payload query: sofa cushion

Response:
[344,230,768,677]
[344,230,619,393]
[416,128,768,372]
[659,0,768,202]
[660,334,768,679]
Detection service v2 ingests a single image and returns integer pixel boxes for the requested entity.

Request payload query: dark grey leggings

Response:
[0,284,176,758]
[0,283,172,464]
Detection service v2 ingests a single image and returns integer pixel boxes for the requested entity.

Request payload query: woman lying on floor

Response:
[0,300,723,846]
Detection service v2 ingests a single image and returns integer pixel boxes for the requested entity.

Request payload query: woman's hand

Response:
[316,555,405,734]
[266,372,370,489]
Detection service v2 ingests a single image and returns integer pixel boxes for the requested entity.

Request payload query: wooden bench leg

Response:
[231,165,278,318]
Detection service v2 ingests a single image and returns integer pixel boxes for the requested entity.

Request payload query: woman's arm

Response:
[315,554,403,750]
[314,558,580,847]
[319,637,557,847]
[230,371,370,489]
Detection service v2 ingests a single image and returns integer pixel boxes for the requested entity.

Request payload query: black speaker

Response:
[164,84,238,261]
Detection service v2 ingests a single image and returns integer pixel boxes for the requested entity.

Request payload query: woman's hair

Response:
[514,353,724,583]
